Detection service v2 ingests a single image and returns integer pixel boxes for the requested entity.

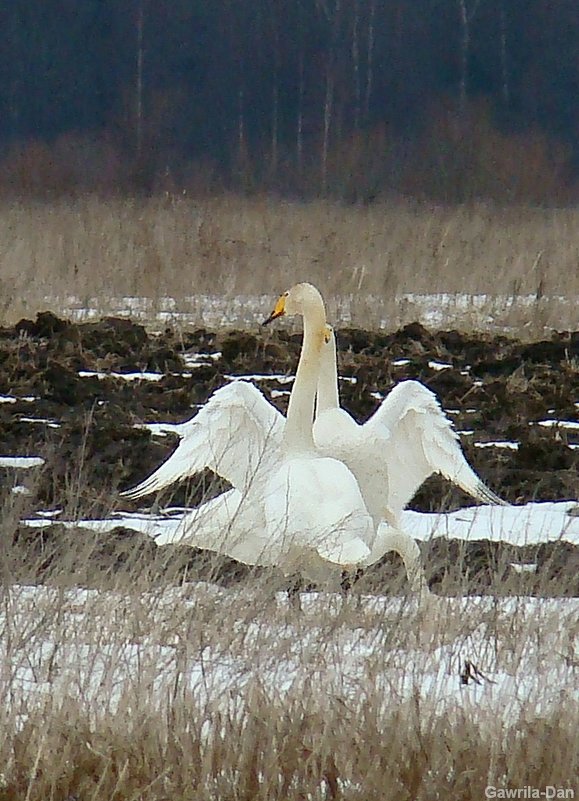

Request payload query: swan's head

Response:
[262,283,324,325]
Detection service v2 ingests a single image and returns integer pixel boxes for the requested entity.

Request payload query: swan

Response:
[310,324,506,597]
[251,282,375,574]
[126,284,375,581]
[314,325,507,527]
[123,329,503,525]
[261,289,433,599]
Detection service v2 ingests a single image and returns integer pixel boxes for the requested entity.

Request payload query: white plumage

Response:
[122,380,284,499]
[126,284,374,580]
[314,326,506,528]
[121,285,505,593]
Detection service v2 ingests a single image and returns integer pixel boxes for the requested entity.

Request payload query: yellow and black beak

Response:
[262,294,287,326]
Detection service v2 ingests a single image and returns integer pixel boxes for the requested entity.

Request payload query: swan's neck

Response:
[316,332,339,415]
[284,300,326,453]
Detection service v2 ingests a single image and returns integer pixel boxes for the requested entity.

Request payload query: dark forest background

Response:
[0,0,577,203]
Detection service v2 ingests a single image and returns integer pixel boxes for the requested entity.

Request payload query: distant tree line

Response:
[0,0,577,202]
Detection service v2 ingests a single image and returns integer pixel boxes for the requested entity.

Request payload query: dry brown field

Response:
[0,195,578,334]
[0,578,577,801]
[1,195,578,800]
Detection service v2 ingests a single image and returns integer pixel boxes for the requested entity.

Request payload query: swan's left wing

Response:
[364,380,506,516]
[121,380,284,499]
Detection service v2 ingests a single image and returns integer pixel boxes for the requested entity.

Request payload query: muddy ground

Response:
[1,311,578,595]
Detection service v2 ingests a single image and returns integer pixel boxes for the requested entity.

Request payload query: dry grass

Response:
[2,436,578,799]
[0,195,578,334]
[0,567,577,800]
[1,477,578,801]
[1,693,577,801]
[1,193,578,797]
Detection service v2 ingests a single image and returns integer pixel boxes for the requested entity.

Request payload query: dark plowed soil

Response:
[1,311,578,595]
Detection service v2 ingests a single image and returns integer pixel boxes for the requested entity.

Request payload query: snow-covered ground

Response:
[404,501,579,546]
[0,456,45,469]
[19,500,579,547]
[1,582,577,729]
[37,291,579,332]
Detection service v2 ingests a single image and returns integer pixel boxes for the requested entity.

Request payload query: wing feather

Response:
[364,380,506,516]
[121,381,284,499]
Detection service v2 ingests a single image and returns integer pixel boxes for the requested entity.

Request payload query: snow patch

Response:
[0,456,45,469]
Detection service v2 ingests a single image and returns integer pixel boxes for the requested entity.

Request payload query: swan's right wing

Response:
[364,380,506,516]
[121,381,284,499]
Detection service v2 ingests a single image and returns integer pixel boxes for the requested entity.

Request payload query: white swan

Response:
[256,283,374,574]
[311,324,505,597]
[314,325,507,527]
[123,330,504,525]
[126,284,374,581]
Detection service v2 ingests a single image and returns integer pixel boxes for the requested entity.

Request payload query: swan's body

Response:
[255,283,374,573]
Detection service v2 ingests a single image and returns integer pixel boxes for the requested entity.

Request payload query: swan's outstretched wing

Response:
[121,381,284,499]
[364,380,506,517]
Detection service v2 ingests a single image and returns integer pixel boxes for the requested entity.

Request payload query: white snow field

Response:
[1,582,577,732]
[37,290,579,332]
[20,499,579,547]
